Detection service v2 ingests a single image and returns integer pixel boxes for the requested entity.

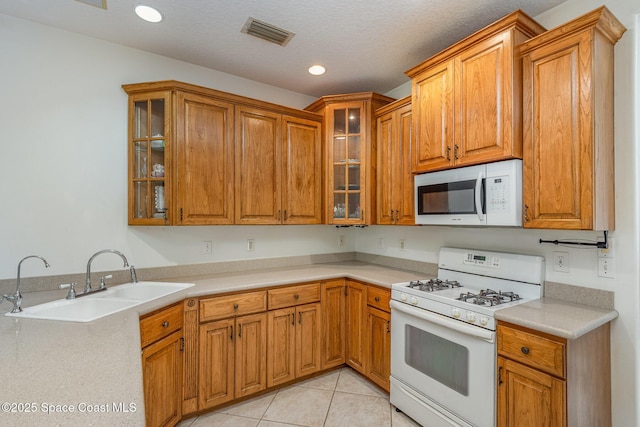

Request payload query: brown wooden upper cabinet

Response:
[306,93,394,225]
[405,11,545,174]
[375,97,414,225]
[519,7,625,230]
[123,81,323,226]
[235,107,322,224]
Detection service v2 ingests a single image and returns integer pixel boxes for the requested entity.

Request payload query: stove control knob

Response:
[466,312,477,323]
[400,293,408,302]
[452,308,461,318]
[409,296,419,306]
[479,317,489,326]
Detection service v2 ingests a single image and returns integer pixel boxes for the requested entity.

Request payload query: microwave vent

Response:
[241,17,295,47]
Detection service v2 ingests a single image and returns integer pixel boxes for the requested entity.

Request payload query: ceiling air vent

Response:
[241,17,295,47]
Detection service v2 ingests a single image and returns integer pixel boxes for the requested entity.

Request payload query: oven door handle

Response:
[390,300,495,343]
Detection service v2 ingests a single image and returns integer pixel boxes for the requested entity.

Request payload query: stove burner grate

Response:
[457,289,521,306]
[408,278,461,292]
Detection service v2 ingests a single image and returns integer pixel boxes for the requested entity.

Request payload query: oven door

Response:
[390,300,496,427]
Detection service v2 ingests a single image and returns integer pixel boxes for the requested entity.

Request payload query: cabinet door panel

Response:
[497,357,565,427]
[367,307,391,392]
[376,111,394,225]
[296,303,322,377]
[321,280,346,369]
[396,105,414,224]
[522,33,590,229]
[235,313,267,398]
[235,107,281,224]
[267,308,296,387]
[199,319,234,410]
[345,281,367,374]
[282,116,322,224]
[412,60,454,172]
[176,93,234,224]
[456,33,512,165]
[142,330,182,427]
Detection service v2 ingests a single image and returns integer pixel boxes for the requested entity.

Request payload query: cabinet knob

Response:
[162,321,169,328]
[375,296,380,302]
[521,346,530,355]
[294,294,299,300]
[233,303,239,310]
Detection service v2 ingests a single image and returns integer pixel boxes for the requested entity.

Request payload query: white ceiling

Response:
[0,0,566,97]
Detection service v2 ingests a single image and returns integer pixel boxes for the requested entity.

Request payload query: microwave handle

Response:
[475,171,485,221]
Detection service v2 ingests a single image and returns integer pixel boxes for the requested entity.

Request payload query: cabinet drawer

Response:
[497,324,566,378]
[200,291,267,322]
[367,286,391,312]
[268,283,321,310]
[140,302,183,348]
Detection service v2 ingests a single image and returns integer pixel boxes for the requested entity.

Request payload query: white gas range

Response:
[390,247,545,427]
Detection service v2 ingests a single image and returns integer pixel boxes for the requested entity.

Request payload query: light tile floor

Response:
[177,367,422,427]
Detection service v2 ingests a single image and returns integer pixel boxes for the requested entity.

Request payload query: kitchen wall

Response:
[1,0,638,424]
[0,13,355,279]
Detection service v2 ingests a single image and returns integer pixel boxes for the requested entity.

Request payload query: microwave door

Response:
[417,179,486,225]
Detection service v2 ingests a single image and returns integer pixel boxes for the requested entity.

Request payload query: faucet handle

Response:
[99,275,113,290]
[60,283,77,299]
[129,265,138,283]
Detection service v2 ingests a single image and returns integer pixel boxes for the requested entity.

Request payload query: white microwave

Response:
[414,159,522,226]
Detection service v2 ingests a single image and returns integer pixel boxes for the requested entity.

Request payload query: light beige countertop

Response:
[0,259,618,426]
[0,261,419,427]
[495,296,619,339]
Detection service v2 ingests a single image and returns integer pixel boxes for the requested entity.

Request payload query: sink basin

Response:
[96,281,194,301]
[5,281,194,322]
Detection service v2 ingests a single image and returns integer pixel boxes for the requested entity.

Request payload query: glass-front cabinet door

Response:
[128,91,171,225]
[329,103,365,224]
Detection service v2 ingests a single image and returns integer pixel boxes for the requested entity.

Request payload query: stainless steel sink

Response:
[5,281,194,322]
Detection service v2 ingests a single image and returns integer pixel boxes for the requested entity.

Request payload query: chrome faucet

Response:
[2,255,50,313]
[85,249,129,293]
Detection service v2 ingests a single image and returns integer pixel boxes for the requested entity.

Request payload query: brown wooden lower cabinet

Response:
[140,303,184,427]
[345,280,368,375]
[367,306,391,392]
[267,302,322,387]
[198,313,267,410]
[171,279,393,424]
[497,321,611,427]
[321,279,346,369]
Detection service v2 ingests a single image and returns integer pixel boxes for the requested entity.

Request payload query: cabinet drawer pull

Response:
[294,294,299,300]
[521,346,530,355]
[162,321,169,328]
[375,296,380,302]
[233,303,239,310]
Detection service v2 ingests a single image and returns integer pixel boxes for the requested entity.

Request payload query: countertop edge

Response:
[495,297,619,339]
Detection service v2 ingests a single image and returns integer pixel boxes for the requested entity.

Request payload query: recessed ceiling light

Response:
[135,5,163,23]
[308,65,326,76]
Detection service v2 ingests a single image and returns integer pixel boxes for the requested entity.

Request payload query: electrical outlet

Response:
[201,240,212,254]
[598,257,615,278]
[598,238,614,258]
[247,239,255,252]
[399,239,406,251]
[338,236,345,247]
[553,251,569,273]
